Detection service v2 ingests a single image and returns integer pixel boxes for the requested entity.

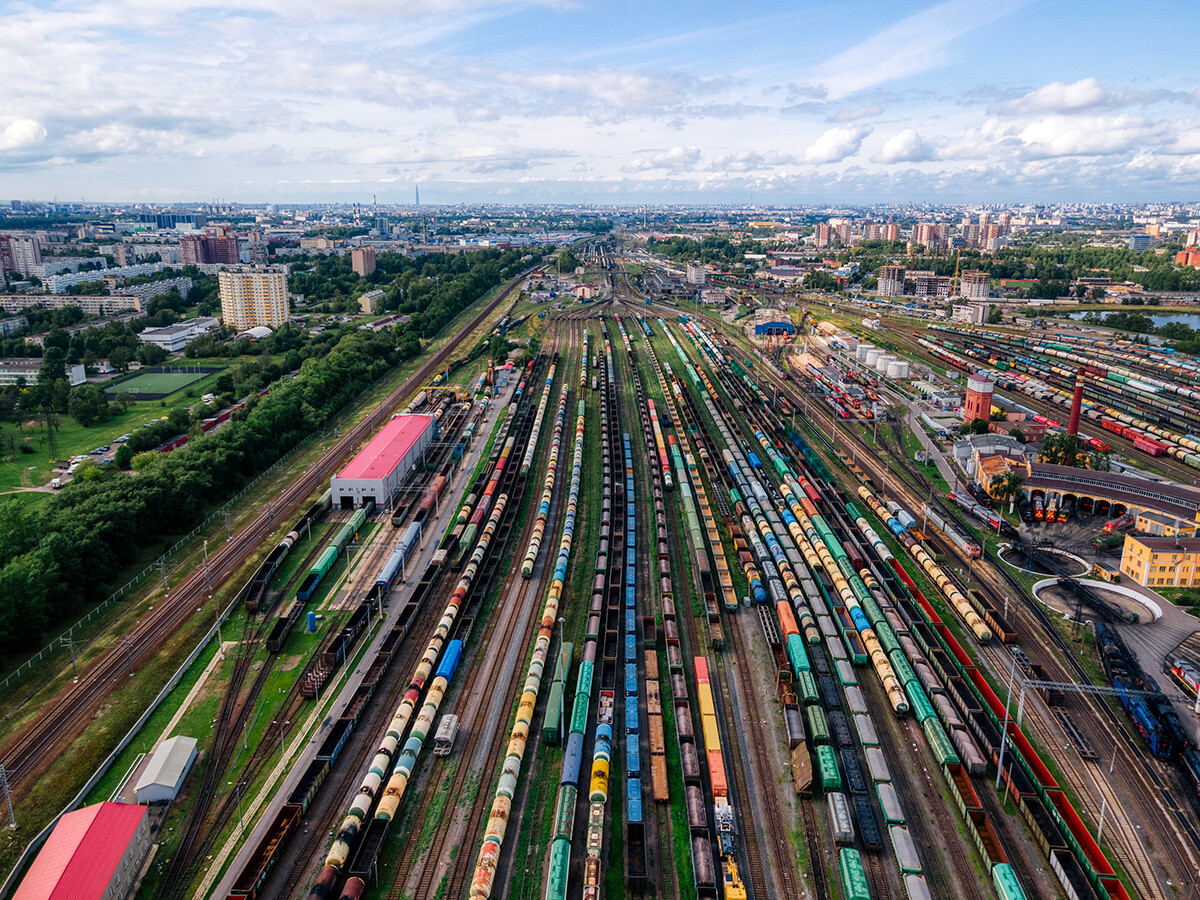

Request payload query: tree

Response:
[1008,426,1027,444]
[965,417,991,436]
[137,344,169,366]
[38,347,67,384]
[1092,287,1106,300]
[109,346,132,372]
[804,271,838,292]
[115,391,134,413]
[1040,433,1083,467]
[556,249,578,273]
[990,470,1025,513]
[67,384,110,427]
[987,307,1002,325]
[989,407,1008,422]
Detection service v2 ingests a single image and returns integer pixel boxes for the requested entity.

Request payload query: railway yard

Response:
[8,242,1200,900]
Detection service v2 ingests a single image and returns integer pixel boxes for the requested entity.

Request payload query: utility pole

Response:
[0,765,14,828]
[61,635,78,681]
[123,636,135,676]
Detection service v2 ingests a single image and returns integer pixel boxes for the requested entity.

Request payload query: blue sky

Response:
[1,0,1198,204]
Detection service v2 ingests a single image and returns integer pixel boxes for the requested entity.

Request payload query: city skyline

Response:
[2,0,1199,203]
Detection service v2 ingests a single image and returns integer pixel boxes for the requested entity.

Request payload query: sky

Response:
[2,0,1199,205]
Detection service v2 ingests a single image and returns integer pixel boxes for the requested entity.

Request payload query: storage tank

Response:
[887,360,910,379]
[856,344,872,362]
[865,349,882,367]
[874,354,893,373]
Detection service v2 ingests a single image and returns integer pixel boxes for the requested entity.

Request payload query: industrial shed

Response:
[753,320,794,336]
[15,802,150,900]
[331,414,436,509]
[134,734,197,804]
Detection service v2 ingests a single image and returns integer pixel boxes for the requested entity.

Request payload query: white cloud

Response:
[622,146,703,174]
[873,129,936,163]
[994,78,1134,115]
[803,126,871,164]
[813,0,1033,99]
[1015,114,1149,159]
[0,119,46,152]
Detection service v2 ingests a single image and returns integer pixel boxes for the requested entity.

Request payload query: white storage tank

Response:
[875,354,893,373]
[865,349,882,367]
[887,360,910,379]
[856,344,873,361]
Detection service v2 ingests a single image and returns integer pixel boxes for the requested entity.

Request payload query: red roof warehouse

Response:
[16,802,150,900]
[330,413,437,509]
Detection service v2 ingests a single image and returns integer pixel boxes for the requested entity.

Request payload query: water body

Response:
[1066,311,1200,329]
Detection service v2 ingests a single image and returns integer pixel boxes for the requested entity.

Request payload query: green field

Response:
[107,369,211,396]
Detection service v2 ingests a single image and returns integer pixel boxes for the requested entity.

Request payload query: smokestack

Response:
[1068,368,1084,436]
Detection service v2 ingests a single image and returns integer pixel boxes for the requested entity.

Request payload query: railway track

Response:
[389,343,573,900]
[799,800,831,900]
[0,269,529,803]
[753,341,1198,897]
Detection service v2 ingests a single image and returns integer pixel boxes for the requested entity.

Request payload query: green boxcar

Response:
[923,718,960,767]
[806,705,830,744]
[570,694,590,735]
[907,683,936,724]
[543,681,564,743]
[552,784,577,842]
[311,546,339,579]
[889,650,916,687]
[556,642,574,683]
[992,863,1027,900]
[838,848,871,900]
[545,836,571,900]
[576,660,594,699]
[787,633,811,674]
[796,670,820,706]
[875,620,900,655]
[816,744,841,793]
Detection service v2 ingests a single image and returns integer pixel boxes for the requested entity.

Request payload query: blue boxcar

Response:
[625,704,639,735]
[627,776,643,824]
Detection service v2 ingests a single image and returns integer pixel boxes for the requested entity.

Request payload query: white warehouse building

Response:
[330,414,437,509]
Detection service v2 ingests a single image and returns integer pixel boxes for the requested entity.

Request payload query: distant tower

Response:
[1068,368,1085,436]
[415,185,420,207]
[963,374,994,425]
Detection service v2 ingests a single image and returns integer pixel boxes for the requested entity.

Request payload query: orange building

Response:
[963,374,993,425]
[1175,250,1200,269]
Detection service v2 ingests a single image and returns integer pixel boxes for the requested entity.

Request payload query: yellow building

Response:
[1119,535,1200,588]
[218,265,289,331]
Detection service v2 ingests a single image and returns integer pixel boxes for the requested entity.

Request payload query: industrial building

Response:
[1120,535,1200,588]
[134,734,197,804]
[753,320,794,336]
[14,802,150,900]
[330,414,436,509]
[139,317,219,353]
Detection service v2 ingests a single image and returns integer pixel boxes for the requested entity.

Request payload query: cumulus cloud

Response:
[621,146,702,173]
[873,129,936,163]
[803,126,871,164]
[0,119,46,152]
[707,150,797,173]
[992,78,1152,115]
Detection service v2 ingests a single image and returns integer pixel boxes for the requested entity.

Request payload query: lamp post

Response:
[228,780,244,836]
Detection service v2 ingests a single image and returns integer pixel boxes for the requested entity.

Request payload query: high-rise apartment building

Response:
[351,246,376,277]
[218,266,289,330]
[0,235,42,277]
[959,270,990,299]
[876,265,906,297]
[913,223,941,248]
[880,224,900,241]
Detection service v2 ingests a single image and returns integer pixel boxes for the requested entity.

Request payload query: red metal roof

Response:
[15,802,146,900]
[336,414,433,480]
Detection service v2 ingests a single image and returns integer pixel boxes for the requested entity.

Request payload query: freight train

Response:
[245,491,337,613]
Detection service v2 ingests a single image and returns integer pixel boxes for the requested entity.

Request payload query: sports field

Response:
[108,369,209,396]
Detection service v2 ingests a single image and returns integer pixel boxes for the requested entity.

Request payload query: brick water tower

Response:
[963,373,994,425]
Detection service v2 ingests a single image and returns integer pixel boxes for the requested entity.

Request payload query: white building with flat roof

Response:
[139,317,219,353]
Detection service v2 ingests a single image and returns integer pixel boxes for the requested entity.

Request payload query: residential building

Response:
[44,263,164,294]
[139,317,220,353]
[0,235,42,277]
[876,265,905,297]
[218,265,290,330]
[880,223,900,241]
[0,358,86,386]
[358,289,384,315]
[0,294,143,315]
[13,802,150,900]
[111,243,136,267]
[351,246,376,277]
[910,270,953,298]
[913,223,941,247]
[1120,535,1200,588]
[959,270,990,299]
